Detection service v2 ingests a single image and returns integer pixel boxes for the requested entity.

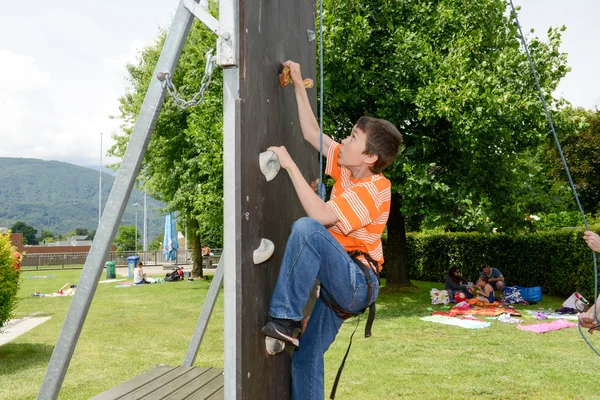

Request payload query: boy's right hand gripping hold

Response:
[279,60,314,89]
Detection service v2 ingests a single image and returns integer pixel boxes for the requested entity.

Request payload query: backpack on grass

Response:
[165,267,184,282]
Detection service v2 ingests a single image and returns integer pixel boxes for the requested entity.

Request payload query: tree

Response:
[322,0,569,286]
[73,227,90,237]
[10,221,39,245]
[109,10,223,278]
[114,225,140,252]
[148,234,163,251]
[544,107,600,214]
[0,234,20,327]
[39,230,56,244]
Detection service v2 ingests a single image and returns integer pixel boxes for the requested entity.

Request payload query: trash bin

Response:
[105,261,116,279]
[127,256,140,279]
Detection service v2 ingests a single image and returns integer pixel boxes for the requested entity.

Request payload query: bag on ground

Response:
[563,292,588,312]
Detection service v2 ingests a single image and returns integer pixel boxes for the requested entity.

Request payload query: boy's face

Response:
[339,126,371,168]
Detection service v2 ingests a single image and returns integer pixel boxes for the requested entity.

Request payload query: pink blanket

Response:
[517,319,577,333]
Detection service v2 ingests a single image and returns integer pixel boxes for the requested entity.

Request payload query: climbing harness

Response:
[320,251,379,399]
[509,0,600,356]
[157,48,217,110]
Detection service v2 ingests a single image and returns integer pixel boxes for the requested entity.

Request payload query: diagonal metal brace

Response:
[183,254,225,367]
[183,0,219,34]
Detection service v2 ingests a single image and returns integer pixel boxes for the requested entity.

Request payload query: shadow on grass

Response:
[0,343,54,374]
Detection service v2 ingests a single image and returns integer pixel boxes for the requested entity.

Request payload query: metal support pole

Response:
[220,0,239,396]
[183,254,225,366]
[37,2,199,399]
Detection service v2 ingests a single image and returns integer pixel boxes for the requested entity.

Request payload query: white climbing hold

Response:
[259,150,280,182]
[253,238,275,264]
[265,336,286,355]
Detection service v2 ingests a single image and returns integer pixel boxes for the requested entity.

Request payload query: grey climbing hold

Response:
[259,150,280,182]
[265,336,286,355]
[253,238,275,264]
[307,30,316,42]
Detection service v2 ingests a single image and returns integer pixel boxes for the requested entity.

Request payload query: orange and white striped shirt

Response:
[325,142,391,271]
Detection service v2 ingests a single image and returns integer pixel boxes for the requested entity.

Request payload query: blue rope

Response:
[508,0,600,356]
[317,0,326,200]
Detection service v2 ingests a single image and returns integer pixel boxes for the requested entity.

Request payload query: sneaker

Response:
[262,318,302,347]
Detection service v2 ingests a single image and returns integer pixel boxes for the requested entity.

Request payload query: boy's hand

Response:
[268,146,296,170]
[283,60,304,89]
[584,231,600,252]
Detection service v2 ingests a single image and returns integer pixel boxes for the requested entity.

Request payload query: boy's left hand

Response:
[268,146,296,170]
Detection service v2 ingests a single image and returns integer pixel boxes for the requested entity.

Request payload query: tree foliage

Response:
[10,221,38,245]
[114,225,140,252]
[0,233,20,326]
[544,107,600,214]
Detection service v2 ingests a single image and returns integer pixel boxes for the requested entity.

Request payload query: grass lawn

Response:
[1,270,600,399]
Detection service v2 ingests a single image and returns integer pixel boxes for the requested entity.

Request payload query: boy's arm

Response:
[285,61,335,154]
[269,146,338,225]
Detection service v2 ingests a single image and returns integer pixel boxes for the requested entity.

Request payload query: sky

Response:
[0,0,598,168]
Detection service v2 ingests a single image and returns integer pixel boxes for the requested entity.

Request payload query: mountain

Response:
[0,157,167,240]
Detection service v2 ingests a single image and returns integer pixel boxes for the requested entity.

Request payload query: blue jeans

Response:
[269,217,379,400]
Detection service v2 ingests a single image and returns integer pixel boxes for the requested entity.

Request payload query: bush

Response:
[404,227,600,299]
[0,233,21,327]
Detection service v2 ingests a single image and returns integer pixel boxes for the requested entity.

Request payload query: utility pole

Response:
[134,203,139,252]
[143,188,147,252]
[99,132,102,226]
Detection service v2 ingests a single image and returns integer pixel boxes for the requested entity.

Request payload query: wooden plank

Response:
[237,0,318,398]
[159,368,223,400]
[91,366,177,400]
[118,366,197,400]
[92,366,224,400]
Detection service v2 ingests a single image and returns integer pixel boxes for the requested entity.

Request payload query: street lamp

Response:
[134,203,139,253]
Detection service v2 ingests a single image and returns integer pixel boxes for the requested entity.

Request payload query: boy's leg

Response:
[291,298,343,400]
[265,217,373,344]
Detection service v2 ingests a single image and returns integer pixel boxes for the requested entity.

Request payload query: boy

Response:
[262,60,402,399]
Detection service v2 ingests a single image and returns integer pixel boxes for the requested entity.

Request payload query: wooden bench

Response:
[91,365,223,400]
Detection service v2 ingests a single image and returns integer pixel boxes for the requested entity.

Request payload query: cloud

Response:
[0,40,154,167]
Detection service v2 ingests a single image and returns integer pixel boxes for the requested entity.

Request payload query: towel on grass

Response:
[421,315,491,329]
[434,306,521,318]
[517,319,577,333]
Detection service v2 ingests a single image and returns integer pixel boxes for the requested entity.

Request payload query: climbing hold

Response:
[307,30,316,42]
[279,65,314,89]
[265,336,286,355]
[253,238,275,264]
[259,150,280,182]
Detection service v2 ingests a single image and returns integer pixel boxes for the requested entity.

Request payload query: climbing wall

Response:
[236,0,318,398]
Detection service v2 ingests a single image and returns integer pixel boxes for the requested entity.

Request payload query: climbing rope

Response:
[317,0,326,200]
[157,48,217,110]
[508,0,600,356]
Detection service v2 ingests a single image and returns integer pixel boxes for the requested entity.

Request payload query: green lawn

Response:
[2,270,600,399]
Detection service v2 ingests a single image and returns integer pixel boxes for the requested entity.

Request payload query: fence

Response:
[20,249,222,271]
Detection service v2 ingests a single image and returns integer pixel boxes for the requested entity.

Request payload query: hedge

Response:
[0,233,21,327]
[402,227,600,299]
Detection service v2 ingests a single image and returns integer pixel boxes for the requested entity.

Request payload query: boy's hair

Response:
[357,116,403,174]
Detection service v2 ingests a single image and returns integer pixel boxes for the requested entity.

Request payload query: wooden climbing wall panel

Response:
[235,0,318,398]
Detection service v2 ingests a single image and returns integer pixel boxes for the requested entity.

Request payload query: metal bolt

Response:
[157,72,167,81]
[222,32,231,40]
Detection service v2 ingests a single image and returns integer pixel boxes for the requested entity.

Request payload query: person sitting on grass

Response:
[133,261,154,284]
[474,275,495,303]
[445,267,473,300]
[481,263,505,295]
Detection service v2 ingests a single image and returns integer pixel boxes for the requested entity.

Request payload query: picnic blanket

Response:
[524,310,579,321]
[421,315,491,329]
[517,319,577,333]
[433,305,521,318]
